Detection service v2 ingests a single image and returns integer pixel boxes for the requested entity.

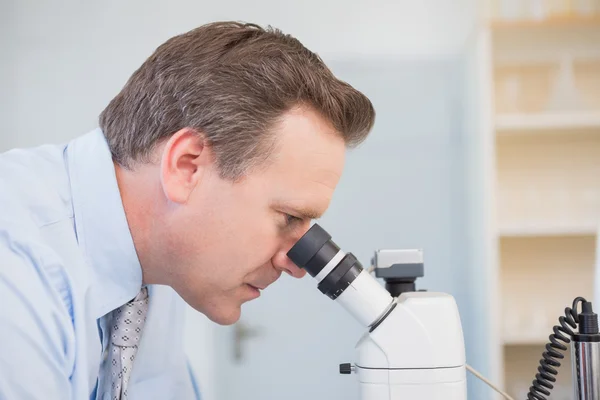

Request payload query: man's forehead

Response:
[269,161,339,210]
[261,106,346,217]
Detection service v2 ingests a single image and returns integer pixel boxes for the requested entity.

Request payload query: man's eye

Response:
[285,214,302,226]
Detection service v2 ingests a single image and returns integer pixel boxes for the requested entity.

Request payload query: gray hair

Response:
[99,21,376,180]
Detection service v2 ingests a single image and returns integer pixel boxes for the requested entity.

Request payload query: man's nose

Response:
[272,250,307,278]
[272,224,311,278]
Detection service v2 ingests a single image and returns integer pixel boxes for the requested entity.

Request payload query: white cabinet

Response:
[470,3,600,399]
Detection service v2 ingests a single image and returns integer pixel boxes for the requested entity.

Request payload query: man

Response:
[0,21,375,399]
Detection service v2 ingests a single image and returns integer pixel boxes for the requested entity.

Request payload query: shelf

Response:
[495,111,600,132]
[498,224,598,237]
[491,14,600,30]
[503,336,549,346]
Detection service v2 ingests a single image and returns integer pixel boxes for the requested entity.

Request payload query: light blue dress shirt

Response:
[0,129,201,399]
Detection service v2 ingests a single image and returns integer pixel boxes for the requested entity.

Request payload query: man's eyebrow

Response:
[296,207,323,220]
[274,202,323,220]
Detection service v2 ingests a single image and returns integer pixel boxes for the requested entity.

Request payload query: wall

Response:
[1,0,477,151]
[461,26,498,400]
[1,2,16,144]
[0,2,478,400]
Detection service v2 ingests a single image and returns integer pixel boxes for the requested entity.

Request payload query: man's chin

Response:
[204,305,242,326]
[178,289,246,325]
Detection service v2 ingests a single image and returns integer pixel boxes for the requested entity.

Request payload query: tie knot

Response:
[110,287,149,347]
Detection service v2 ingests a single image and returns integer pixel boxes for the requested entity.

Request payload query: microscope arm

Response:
[351,291,467,400]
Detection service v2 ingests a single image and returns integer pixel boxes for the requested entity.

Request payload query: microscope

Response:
[287,224,600,400]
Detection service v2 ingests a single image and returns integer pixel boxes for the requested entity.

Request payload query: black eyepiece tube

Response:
[287,224,341,278]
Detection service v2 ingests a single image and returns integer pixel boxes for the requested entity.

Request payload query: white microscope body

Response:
[336,254,467,400]
[287,225,467,400]
[354,292,467,399]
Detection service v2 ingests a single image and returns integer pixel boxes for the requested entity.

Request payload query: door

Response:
[212,58,481,400]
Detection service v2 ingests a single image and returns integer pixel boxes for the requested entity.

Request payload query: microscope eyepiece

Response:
[287,224,341,279]
[287,224,393,326]
[287,224,360,299]
[287,224,362,299]
[287,223,394,327]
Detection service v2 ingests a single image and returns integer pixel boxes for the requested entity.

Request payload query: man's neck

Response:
[114,161,167,286]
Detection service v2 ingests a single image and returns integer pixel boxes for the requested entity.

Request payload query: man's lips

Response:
[247,271,282,291]
[247,278,279,291]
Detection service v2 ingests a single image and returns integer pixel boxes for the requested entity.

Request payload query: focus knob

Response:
[339,363,354,374]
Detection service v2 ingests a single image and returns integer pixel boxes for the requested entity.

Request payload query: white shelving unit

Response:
[471,3,600,399]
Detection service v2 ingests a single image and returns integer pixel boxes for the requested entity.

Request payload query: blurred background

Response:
[1,1,600,399]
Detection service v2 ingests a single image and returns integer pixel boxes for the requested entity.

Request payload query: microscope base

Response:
[357,365,467,400]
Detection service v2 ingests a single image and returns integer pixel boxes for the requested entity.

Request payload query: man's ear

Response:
[160,128,212,204]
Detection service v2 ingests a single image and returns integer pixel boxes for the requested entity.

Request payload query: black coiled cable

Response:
[527,297,586,400]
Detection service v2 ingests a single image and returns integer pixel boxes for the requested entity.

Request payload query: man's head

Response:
[101,22,375,325]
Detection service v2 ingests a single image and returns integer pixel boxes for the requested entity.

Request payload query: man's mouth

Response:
[247,272,281,292]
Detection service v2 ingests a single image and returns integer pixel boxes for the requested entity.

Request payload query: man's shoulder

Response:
[0,215,76,332]
[0,217,77,387]
[0,141,74,227]
[0,141,81,323]
[0,209,75,298]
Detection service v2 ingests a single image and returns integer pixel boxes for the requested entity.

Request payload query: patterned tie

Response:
[104,287,150,400]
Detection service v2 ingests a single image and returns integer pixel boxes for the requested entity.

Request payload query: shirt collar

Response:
[67,128,143,319]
